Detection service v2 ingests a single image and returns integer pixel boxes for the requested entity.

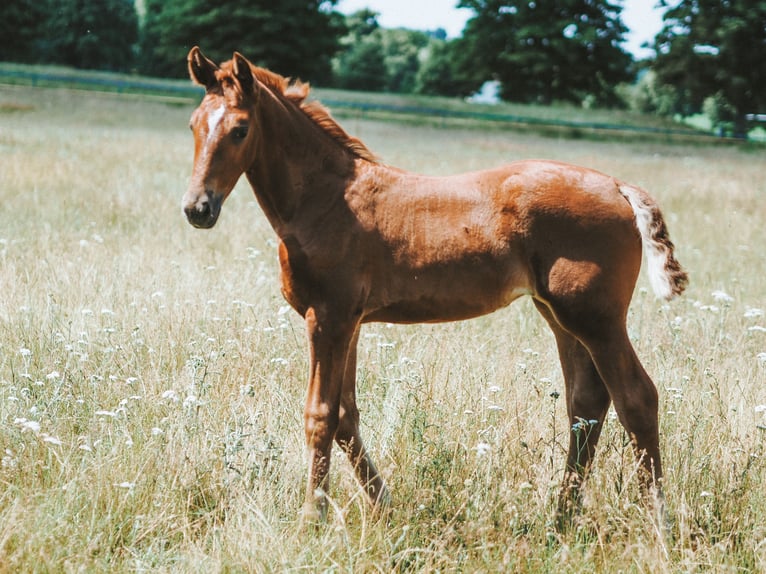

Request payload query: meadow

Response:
[0,84,764,572]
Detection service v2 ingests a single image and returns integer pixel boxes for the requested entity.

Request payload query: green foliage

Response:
[0,0,139,71]
[0,0,49,63]
[626,70,682,117]
[702,91,737,133]
[415,38,485,98]
[139,0,345,81]
[380,28,431,94]
[457,0,634,106]
[332,12,388,91]
[44,0,139,71]
[334,10,431,93]
[652,0,766,136]
[333,10,477,95]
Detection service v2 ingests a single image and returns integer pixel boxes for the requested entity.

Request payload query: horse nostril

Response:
[184,190,219,228]
[197,198,211,217]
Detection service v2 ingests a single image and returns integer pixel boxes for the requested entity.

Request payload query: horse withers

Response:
[182,47,688,526]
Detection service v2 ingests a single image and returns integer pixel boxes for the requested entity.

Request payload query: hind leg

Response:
[542,296,663,500]
[534,300,612,526]
[580,329,663,491]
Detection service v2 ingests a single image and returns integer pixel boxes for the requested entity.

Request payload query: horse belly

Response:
[363,256,531,324]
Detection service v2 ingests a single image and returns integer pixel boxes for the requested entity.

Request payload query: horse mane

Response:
[219,61,378,163]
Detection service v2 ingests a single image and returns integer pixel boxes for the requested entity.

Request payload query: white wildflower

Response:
[15,418,40,433]
[161,390,180,402]
[2,450,17,469]
[43,435,62,446]
[744,308,764,319]
[183,395,201,408]
[711,290,734,303]
[474,442,491,457]
[19,348,32,357]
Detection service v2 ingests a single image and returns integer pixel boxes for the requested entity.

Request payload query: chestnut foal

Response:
[182,47,687,525]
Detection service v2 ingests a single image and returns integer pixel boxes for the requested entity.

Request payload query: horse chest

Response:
[277,238,314,317]
[277,235,351,317]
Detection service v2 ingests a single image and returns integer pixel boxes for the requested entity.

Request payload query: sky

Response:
[335,0,664,59]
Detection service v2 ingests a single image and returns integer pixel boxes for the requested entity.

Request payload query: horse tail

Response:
[619,184,689,300]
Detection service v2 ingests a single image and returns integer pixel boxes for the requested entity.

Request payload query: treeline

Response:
[2,0,764,136]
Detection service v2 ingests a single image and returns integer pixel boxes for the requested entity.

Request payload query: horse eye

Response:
[232,126,248,141]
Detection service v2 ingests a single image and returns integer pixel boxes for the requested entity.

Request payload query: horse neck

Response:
[245,91,356,235]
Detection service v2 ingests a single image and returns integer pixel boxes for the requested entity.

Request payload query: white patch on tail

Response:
[619,184,673,300]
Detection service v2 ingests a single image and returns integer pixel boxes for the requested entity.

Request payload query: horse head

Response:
[182,47,258,229]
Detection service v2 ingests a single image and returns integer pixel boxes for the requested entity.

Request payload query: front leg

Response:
[302,307,359,521]
[335,326,390,508]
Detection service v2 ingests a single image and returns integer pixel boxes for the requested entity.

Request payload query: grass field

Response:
[1,84,765,572]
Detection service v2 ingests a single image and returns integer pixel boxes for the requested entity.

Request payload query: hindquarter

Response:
[522,189,643,330]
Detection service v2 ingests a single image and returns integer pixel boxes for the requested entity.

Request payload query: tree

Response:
[45,0,139,71]
[332,10,388,91]
[416,38,486,97]
[0,0,49,63]
[140,0,345,82]
[334,40,388,91]
[652,0,766,137]
[458,0,633,105]
[380,28,430,93]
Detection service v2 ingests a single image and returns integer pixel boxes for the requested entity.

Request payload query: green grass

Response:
[0,62,712,140]
[0,84,765,572]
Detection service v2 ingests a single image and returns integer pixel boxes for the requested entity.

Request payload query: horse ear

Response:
[232,52,255,96]
[188,46,219,90]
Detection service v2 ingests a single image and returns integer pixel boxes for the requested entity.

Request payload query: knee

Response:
[305,405,338,447]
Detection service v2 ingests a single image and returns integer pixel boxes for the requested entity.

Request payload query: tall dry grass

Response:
[0,85,764,572]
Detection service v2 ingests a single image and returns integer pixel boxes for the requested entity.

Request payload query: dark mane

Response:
[219,61,377,163]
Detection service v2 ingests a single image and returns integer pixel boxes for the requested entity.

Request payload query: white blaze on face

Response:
[206,104,226,143]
